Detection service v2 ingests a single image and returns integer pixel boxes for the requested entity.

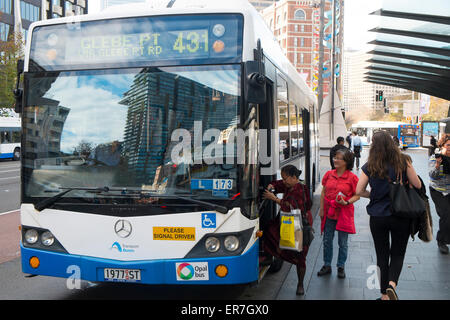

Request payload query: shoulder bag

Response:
[389,172,426,219]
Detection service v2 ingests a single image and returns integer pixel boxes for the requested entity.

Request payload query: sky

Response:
[343,0,383,51]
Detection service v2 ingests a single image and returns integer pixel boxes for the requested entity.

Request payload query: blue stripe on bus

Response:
[20,241,259,285]
[0,153,13,159]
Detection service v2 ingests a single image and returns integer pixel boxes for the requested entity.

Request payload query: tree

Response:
[422,96,449,121]
[0,22,24,111]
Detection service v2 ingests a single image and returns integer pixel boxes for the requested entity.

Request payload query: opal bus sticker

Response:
[176,262,209,281]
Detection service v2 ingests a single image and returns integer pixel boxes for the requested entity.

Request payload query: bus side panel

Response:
[0,144,19,159]
[21,240,259,285]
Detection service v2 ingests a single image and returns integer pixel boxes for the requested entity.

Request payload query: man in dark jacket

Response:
[330,137,348,169]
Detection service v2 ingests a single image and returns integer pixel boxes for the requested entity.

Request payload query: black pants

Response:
[430,187,450,244]
[370,215,410,294]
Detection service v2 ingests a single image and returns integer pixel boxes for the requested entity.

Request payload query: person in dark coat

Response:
[429,135,437,156]
[330,137,349,169]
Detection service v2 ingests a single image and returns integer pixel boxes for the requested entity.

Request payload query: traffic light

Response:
[378,90,383,101]
[384,98,389,113]
[375,90,379,101]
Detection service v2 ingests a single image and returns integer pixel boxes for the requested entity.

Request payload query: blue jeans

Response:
[323,218,349,268]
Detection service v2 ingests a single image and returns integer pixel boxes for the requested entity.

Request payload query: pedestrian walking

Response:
[318,148,359,279]
[346,133,352,148]
[262,165,313,296]
[356,131,422,300]
[429,135,438,157]
[351,131,362,170]
[329,136,349,169]
[429,133,450,254]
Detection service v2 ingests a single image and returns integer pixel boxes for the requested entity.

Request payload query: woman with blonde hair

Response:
[356,131,421,300]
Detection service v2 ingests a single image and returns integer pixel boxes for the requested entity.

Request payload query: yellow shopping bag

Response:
[279,213,296,250]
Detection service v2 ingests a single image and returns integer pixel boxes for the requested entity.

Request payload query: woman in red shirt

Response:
[318,149,359,279]
[262,165,312,296]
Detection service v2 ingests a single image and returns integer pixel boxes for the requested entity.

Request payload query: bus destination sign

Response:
[67,29,210,62]
[30,14,243,70]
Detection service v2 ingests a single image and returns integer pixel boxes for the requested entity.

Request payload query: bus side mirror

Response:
[244,39,266,105]
[244,61,266,104]
[14,59,24,114]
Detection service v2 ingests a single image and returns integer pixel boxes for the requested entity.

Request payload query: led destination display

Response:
[67,29,209,62]
[30,14,243,71]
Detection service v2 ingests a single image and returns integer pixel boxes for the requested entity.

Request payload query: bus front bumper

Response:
[20,241,259,285]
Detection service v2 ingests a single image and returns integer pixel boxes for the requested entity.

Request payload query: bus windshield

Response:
[23,65,241,201]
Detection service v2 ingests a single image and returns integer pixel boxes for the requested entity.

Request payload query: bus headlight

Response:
[224,235,239,252]
[22,226,68,253]
[41,231,55,246]
[25,229,39,244]
[205,237,220,253]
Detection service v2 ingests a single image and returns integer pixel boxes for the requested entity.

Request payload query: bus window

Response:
[277,75,289,162]
[1,131,12,144]
[289,102,299,156]
[298,106,304,154]
[12,131,21,143]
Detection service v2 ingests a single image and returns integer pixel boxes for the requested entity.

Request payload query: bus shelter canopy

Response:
[365,5,450,100]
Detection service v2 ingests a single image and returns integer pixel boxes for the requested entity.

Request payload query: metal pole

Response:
[318,0,325,114]
[330,0,337,141]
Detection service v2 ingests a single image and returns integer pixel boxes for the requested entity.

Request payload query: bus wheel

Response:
[13,148,20,161]
[268,257,284,273]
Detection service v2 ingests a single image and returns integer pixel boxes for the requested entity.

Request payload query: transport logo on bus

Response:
[176,262,209,281]
[114,220,132,238]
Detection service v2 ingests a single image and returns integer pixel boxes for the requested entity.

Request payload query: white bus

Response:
[16,0,319,286]
[350,120,405,145]
[0,117,21,161]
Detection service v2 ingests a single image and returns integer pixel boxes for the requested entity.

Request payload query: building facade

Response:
[261,0,343,102]
[0,0,88,42]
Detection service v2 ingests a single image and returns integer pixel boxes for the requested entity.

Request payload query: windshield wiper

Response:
[126,191,229,213]
[35,187,229,214]
[170,195,229,214]
[122,190,229,214]
[34,187,110,212]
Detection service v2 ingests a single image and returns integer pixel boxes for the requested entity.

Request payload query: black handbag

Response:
[389,172,426,219]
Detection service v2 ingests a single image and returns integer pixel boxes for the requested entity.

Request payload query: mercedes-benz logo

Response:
[114,220,132,238]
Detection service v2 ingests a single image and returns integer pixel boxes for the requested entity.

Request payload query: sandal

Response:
[386,285,399,300]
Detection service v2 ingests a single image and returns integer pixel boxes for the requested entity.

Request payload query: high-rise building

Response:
[0,0,88,42]
[343,49,410,115]
[120,70,239,184]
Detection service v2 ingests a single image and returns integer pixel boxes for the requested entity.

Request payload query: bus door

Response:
[258,82,276,227]
[302,108,311,194]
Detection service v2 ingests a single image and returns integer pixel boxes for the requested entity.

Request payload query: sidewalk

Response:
[277,148,450,300]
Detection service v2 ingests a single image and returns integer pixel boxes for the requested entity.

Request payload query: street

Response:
[0,148,449,300]
[0,160,20,265]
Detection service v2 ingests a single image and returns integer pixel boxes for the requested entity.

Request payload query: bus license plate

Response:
[104,268,141,282]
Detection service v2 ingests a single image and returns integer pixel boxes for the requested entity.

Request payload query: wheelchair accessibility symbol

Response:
[202,213,216,228]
